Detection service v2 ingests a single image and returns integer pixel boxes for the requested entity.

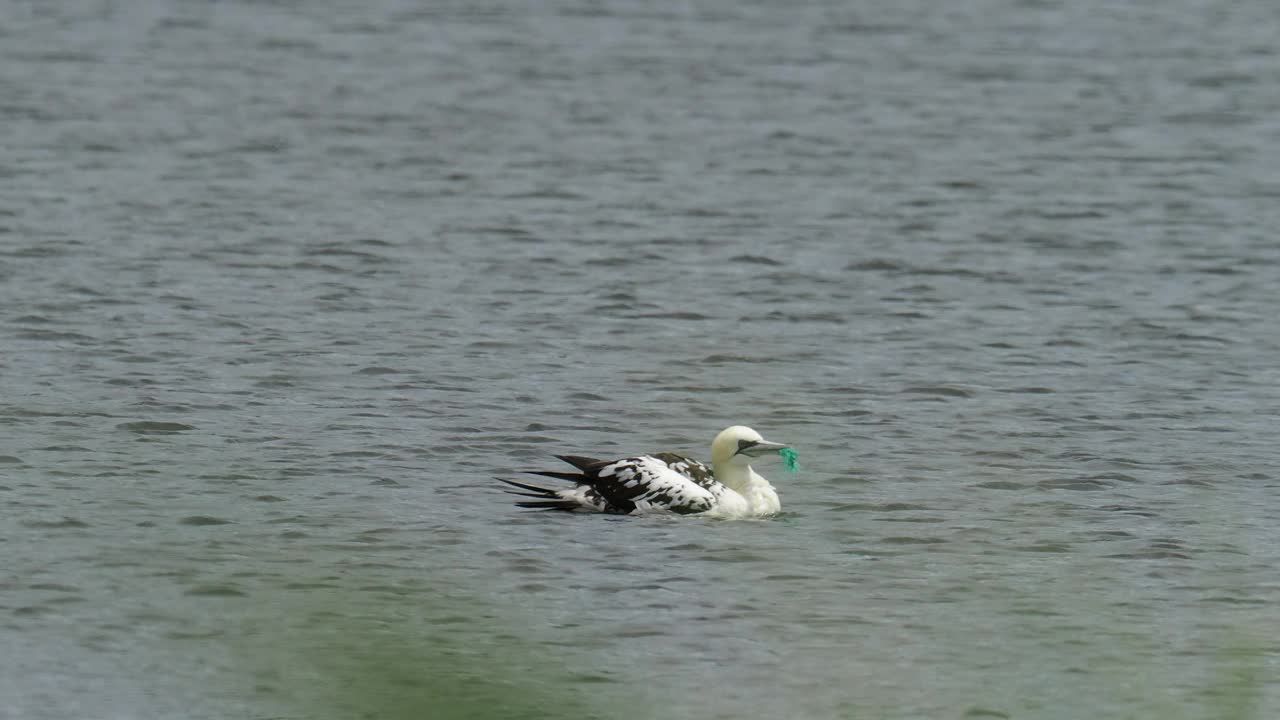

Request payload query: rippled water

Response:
[4,1,1280,718]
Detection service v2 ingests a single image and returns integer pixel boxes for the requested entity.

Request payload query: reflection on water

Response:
[234,580,625,720]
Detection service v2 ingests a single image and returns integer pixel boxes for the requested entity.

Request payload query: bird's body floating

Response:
[498,426,792,519]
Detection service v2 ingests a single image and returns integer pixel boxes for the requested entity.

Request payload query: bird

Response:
[498,425,789,518]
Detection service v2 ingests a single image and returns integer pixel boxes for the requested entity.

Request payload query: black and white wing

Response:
[650,452,748,509]
[499,454,718,515]
[651,452,718,489]
[586,455,717,514]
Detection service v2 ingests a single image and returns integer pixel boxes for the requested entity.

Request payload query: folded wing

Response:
[500,453,720,514]
[651,452,717,489]
[586,455,717,514]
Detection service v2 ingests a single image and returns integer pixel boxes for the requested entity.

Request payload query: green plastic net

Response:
[778,447,800,473]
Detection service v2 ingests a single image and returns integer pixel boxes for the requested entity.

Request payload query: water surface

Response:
[3,1,1279,718]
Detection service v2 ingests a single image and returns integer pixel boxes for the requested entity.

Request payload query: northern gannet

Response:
[499,426,789,518]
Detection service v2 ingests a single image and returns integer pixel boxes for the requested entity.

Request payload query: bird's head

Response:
[710,425,789,468]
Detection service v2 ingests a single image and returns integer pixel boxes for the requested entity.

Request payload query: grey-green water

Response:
[4,1,1280,718]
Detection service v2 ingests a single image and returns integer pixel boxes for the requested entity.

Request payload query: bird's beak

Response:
[740,440,788,458]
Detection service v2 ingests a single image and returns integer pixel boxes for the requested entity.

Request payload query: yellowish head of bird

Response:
[710,425,789,468]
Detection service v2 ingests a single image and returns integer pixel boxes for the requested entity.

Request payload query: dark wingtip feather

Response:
[503,489,555,499]
[514,500,579,511]
[496,478,557,496]
[556,455,606,471]
[526,469,585,483]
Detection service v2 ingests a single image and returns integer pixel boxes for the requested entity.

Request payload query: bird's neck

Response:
[714,462,763,494]
[714,462,780,515]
